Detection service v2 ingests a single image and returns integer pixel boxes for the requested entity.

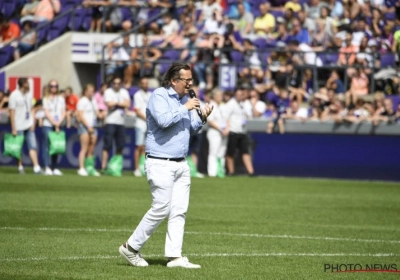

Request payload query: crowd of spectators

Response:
[1,0,400,132]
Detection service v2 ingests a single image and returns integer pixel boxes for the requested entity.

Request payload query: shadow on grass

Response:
[117,258,168,267]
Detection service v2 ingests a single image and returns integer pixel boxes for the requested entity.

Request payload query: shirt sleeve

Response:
[104,89,113,103]
[190,110,203,135]
[61,97,66,109]
[134,92,144,110]
[8,94,16,110]
[42,98,48,109]
[147,89,188,128]
[77,99,84,111]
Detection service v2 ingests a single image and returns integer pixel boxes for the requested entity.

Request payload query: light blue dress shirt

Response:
[145,86,203,158]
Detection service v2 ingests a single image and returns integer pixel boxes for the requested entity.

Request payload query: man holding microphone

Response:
[119,63,213,268]
[8,77,42,174]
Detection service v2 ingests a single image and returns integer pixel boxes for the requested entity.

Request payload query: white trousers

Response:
[207,129,228,177]
[128,158,191,258]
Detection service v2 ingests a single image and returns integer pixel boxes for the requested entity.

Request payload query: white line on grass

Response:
[1,226,400,244]
[1,253,399,263]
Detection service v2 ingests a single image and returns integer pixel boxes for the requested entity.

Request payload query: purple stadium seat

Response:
[231,50,244,63]
[253,38,267,49]
[162,50,180,60]
[36,24,49,45]
[385,12,396,21]
[81,8,93,31]
[47,15,69,41]
[270,10,283,18]
[0,46,14,68]
[380,53,396,68]
[1,0,18,17]
[121,7,132,21]
[318,52,339,65]
[69,7,86,30]
[128,86,139,99]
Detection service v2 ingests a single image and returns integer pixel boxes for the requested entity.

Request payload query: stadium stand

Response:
[0,0,400,129]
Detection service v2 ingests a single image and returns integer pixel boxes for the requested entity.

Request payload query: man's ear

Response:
[171,79,177,87]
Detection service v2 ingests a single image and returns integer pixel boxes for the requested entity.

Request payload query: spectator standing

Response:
[225,88,254,176]
[101,77,130,173]
[42,79,66,176]
[0,89,9,113]
[94,83,108,122]
[133,77,151,177]
[21,0,61,23]
[8,78,43,175]
[345,68,369,106]
[76,84,101,176]
[64,86,79,128]
[207,89,229,177]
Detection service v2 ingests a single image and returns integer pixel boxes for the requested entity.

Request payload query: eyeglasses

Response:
[49,85,58,88]
[177,78,193,84]
[113,82,121,85]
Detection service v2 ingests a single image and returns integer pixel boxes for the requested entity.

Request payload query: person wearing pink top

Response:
[21,0,61,23]
[93,83,108,121]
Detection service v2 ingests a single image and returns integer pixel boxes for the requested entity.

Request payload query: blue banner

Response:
[1,125,400,181]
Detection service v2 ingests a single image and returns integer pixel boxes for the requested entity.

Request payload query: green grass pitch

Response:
[0,167,399,279]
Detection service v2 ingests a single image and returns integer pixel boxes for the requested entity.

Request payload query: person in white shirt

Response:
[288,40,323,66]
[242,89,267,119]
[100,77,131,172]
[76,84,101,176]
[42,79,66,176]
[206,89,229,177]
[224,89,255,176]
[133,77,151,177]
[8,78,42,174]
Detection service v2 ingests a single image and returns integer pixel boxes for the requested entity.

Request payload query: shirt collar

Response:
[167,87,183,100]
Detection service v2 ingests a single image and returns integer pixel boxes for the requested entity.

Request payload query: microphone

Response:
[188,89,204,120]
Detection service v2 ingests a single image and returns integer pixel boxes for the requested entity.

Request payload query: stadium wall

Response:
[0,33,82,94]
[1,125,399,181]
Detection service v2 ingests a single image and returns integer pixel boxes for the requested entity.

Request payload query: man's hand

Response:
[12,129,17,137]
[201,103,213,117]
[88,127,94,134]
[185,98,200,111]
[55,126,60,133]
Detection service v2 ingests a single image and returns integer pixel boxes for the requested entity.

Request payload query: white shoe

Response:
[53,169,63,176]
[133,169,142,177]
[119,243,148,267]
[167,257,201,269]
[77,168,88,176]
[45,168,53,176]
[196,172,205,178]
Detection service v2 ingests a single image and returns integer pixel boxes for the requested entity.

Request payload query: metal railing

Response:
[103,45,399,94]
[99,7,170,83]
